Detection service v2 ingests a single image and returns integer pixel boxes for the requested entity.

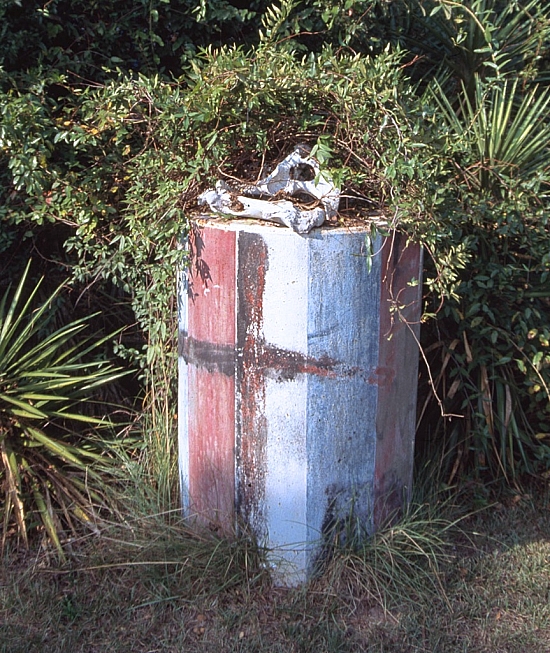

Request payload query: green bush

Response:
[411,2,550,482]
[1,0,549,497]
[0,0,268,82]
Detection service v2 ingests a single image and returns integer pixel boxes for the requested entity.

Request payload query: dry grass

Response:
[1,490,549,653]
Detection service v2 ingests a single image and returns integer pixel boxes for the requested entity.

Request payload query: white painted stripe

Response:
[178,265,190,513]
[251,226,309,575]
[246,223,309,355]
[263,375,308,577]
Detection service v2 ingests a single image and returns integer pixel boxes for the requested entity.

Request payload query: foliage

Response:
[430,76,550,193]
[418,196,550,483]
[1,0,436,444]
[0,262,130,558]
[0,0,268,83]
[412,3,550,483]
[365,0,550,91]
[1,0,550,494]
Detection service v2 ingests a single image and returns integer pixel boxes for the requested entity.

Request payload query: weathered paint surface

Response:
[306,230,379,564]
[180,224,237,532]
[374,233,423,526]
[236,232,269,540]
[178,218,422,583]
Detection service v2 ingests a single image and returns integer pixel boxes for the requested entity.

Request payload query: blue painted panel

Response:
[306,230,380,566]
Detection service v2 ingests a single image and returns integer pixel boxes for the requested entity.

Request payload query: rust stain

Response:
[182,333,343,380]
[367,366,395,388]
[258,346,337,379]
[236,232,269,535]
[179,333,235,377]
[180,333,392,384]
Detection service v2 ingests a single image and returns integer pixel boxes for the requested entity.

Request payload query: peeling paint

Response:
[178,219,422,584]
[235,232,270,539]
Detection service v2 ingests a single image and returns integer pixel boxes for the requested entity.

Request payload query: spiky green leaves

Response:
[0,262,129,559]
[429,76,550,194]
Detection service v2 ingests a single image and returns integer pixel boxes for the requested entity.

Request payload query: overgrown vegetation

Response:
[1,0,550,553]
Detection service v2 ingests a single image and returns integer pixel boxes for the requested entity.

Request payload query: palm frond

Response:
[0,262,134,557]
[428,74,550,191]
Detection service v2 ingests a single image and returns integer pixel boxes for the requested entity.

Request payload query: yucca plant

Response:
[404,0,550,94]
[429,75,550,193]
[409,0,550,486]
[0,261,130,560]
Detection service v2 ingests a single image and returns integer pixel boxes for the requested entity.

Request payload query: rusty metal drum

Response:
[178,218,422,584]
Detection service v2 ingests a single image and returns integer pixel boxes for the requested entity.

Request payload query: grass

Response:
[1,485,549,653]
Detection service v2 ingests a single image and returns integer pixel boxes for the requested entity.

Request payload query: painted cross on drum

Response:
[178,217,422,584]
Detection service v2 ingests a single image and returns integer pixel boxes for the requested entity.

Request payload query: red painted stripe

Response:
[188,223,236,346]
[187,222,237,532]
[188,367,236,531]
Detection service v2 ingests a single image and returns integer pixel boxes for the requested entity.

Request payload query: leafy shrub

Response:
[410,2,550,482]
[0,1,437,498]
[0,0,268,82]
